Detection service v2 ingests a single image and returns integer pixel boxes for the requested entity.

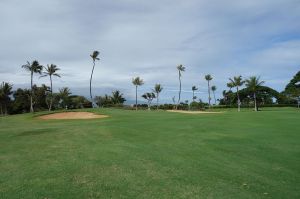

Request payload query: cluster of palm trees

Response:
[22,61,61,112]
[19,50,100,113]
[132,64,267,112]
[132,77,163,110]
[176,66,218,109]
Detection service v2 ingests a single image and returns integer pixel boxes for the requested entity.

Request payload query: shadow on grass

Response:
[16,128,57,136]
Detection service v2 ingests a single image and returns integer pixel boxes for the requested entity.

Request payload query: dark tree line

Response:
[219,71,300,110]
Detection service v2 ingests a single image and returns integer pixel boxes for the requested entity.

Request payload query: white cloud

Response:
[0,0,300,102]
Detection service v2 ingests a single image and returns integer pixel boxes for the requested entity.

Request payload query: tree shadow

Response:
[16,128,56,136]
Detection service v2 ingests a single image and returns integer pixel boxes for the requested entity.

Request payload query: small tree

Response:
[172,96,176,109]
[40,64,61,111]
[192,86,198,102]
[153,84,163,110]
[58,87,72,109]
[245,76,265,111]
[132,77,144,110]
[229,76,245,112]
[211,85,217,105]
[0,82,13,115]
[205,74,213,108]
[111,90,126,104]
[142,92,156,111]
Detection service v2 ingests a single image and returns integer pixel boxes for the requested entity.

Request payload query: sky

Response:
[0,0,300,104]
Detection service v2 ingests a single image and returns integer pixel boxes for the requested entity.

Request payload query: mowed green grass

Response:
[0,108,299,198]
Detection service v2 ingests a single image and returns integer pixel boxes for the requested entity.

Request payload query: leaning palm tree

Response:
[90,51,100,107]
[132,77,144,110]
[40,64,61,111]
[229,75,245,112]
[142,92,156,111]
[22,60,43,112]
[153,84,163,110]
[192,86,198,102]
[245,76,265,111]
[176,64,185,109]
[205,74,213,108]
[211,85,217,105]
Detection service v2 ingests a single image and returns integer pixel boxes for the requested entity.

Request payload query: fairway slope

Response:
[167,110,222,114]
[39,112,108,120]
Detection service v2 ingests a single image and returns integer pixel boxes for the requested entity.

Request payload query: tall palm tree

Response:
[0,82,13,115]
[176,64,185,109]
[205,74,213,108]
[229,75,245,112]
[153,84,163,110]
[132,77,144,110]
[245,76,265,111]
[22,60,43,112]
[41,64,61,111]
[192,86,198,102]
[90,51,100,107]
[211,85,217,105]
[142,92,156,111]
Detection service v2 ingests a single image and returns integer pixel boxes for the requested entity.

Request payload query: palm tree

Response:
[227,82,234,91]
[59,87,71,109]
[132,77,144,110]
[111,90,126,104]
[90,51,100,107]
[192,86,198,102]
[211,85,217,105]
[40,64,61,111]
[172,96,176,109]
[229,76,245,112]
[176,64,185,109]
[205,74,213,108]
[142,92,156,111]
[0,82,13,115]
[153,84,163,110]
[245,76,265,111]
[22,60,43,112]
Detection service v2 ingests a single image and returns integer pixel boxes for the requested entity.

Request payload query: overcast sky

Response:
[0,0,300,103]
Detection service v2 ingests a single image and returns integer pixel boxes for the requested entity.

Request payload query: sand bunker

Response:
[167,110,222,114]
[39,112,108,120]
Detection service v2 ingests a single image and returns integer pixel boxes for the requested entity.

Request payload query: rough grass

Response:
[0,108,299,198]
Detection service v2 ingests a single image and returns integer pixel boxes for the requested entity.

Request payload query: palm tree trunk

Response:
[237,87,240,112]
[0,104,3,116]
[213,91,216,105]
[49,75,53,111]
[254,92,257,111]
[30,72,34,113]
[208,81,210,107]
[4,103,7,115]
[192,91,195,102]
[135,86,138,111]
[177,71,181,110]
[156,93,159,110]
[90,60,95,108]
